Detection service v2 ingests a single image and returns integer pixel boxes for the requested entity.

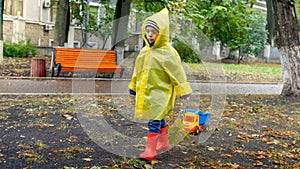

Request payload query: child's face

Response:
[145,27,158,44]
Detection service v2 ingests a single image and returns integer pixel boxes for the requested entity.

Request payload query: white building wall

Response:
[24,0,40,21]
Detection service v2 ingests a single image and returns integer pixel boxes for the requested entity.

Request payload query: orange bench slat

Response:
[54,48,122,74]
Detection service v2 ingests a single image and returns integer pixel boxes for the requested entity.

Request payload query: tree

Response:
[0,0,3,40]
[272,0,300,96]
[68,0,185,50]
[111,0,131,50]
[0,0,4,64]
[240,11,268,59]
[183,0,259,60]
[54,0,70,47]
[266,0,275,47]
[69,0,115,49]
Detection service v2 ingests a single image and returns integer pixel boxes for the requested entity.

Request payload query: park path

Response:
[0,78,282,95]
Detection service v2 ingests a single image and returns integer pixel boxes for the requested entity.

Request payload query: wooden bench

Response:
[51,47,124,77]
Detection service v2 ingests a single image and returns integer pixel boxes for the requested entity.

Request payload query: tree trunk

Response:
[111,0,131,49]
[266,0,275,47]
[0,0,4,40]
[279,46,300,96]
[54,0,70,47]
[272,0,300,96]
[0,0,4,64]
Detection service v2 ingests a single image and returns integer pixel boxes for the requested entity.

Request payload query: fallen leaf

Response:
[25,153,36,158]
[232,149,242,153]
[63,114,73,120]
[221,154,233,158]
[82,158,92,161]
[262,138,274,145]
[254,161,263,166]
[208,147,214,151]
[145,164,153,169]
[132,144,144,148]
[220,162,240,168]
[167,164,177,168]
[255,155,265,160]
[52,149,64,153]
[151,159,158,165]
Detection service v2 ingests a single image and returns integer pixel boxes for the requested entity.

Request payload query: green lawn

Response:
[186,62,282,83]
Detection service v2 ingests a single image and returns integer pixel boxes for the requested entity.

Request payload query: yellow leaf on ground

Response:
[254,161,263,166]
[82,158,92,161]
[63,114,73,120]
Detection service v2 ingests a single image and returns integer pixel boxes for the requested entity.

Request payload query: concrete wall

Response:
[25,22,54,47]
[3,20,14,43]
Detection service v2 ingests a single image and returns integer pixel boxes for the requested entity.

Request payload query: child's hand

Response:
[184,95,190,102]
[181,94,191,104]
[181,94,190,100]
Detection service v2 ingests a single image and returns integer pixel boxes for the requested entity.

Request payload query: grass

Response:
[222,63,282,76]
[186,62,282,83]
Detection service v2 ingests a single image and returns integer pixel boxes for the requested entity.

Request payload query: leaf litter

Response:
[0,94,298,168]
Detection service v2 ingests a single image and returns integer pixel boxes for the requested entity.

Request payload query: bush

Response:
[4,39,36,58]
[172,37,201,63]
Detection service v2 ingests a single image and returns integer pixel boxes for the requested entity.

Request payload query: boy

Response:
[129,8,192,161]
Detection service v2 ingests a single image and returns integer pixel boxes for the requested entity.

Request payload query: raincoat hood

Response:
[142,8,169,48]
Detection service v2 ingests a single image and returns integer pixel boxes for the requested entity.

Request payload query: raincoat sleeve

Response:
[128,61,137,92]
[162,47,192,97]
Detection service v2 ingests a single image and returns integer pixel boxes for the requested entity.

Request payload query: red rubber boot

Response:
[156,126,170,152]
[140,132,159,161]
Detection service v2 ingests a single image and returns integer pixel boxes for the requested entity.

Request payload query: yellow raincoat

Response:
[129,8,192,120]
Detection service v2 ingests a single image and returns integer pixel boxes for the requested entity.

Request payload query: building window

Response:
[88,2,103,26]
[73,41,80,48]
[89,5,99,25]
[49,39,54,47]
[4,0,24,16]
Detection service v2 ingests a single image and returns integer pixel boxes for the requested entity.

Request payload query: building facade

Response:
[4,0,56,47]
[3,0,142,56]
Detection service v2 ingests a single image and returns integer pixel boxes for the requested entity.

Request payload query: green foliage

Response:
[69,0,115,48]
[131,0,187,14]
[132,0,167,12]
[3,40,36,58]
[172,37,201,63]
[294,0,300,28]
[183,1,241,47]
[240,12,268,56]
[182,0,268,57]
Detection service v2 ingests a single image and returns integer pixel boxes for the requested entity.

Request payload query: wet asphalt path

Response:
[0,78,282,95]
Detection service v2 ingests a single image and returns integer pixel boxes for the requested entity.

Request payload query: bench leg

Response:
[56,64,61,77]
[51,66,55,77]
[110,73,114,78]
[120,68,124,78]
